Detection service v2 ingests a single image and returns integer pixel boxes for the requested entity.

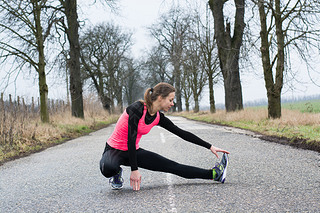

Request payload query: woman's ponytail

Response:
[144,87,154,109]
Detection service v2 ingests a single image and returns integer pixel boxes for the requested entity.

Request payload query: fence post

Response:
[22,97,27,113]
[17,96,20,111]
[0,92,3,112]
[62,100,65,112]
[51,99,54,113]
[56,99,60,113]
[9,94,13,112]
[31,97,35,113]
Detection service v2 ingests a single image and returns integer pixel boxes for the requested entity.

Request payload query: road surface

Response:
[1,116,319,212]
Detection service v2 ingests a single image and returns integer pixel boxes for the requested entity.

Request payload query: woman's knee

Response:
[99,154,121,178]
[100,161,117,178]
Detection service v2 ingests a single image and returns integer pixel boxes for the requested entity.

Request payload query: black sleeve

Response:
[158,112,212,149]
[126,101,144,171]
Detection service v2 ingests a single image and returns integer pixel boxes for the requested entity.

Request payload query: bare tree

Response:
[122,58,144,105]
[182,37,208,113]
[0,0,58,123]
[195,9,220,113]
[144,45,172,86]
[44,0,118,117]
[256,0,320,118]
[150,7,191,112]
[181,66,193,111]
[80,23,132,112]
[80,24,109,112]
[209,0,245,112]
[57,0,84,118]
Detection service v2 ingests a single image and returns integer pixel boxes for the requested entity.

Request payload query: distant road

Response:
[1,116,319,212]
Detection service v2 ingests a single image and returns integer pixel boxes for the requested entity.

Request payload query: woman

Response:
[100,82,230,191]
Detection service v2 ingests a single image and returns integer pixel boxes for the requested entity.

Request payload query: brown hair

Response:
[143,82,175,109]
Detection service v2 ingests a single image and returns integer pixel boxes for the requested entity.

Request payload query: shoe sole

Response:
[220,154,228,183]
[111,185,123,190]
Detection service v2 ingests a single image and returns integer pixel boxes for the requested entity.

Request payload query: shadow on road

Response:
[103,181,229,194]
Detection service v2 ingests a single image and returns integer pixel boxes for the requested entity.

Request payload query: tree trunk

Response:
[65,0,84,118]
[209,0,245,112]
[34,0,49,123]
[194,96,199,113]
[66,57,70,106]
[223,53,243,111]
[258,0,283,118]
[267,91,281,118]
[185,99,190,111]
[174,62,183,112]
[99,95,111,113]
[273,0,284,118]
[116,94,123,113]
[38,65,49,123]
[208,76,216,113]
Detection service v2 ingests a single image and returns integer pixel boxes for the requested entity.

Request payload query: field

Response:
[281,99,320,113]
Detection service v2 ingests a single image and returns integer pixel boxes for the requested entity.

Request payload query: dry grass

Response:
[0,96,119,164]
[178,108,320,126]
[176,108,320,143]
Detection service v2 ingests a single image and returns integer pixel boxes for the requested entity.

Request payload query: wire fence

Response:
[0,92,69,116]
[0,93,69,154]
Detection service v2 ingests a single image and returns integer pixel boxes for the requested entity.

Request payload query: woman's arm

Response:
[126,101,144,190]
[158,113,212,149]
[158,113,230,157]
[126,101,144,171]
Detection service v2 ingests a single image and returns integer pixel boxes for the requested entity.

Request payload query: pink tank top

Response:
[107,104,160,151]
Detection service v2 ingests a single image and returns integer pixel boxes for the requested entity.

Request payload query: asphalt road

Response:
[1,116,319,212]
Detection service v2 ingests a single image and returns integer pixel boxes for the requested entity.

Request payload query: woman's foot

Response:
[213,153,229,183]
[109,168,124,190]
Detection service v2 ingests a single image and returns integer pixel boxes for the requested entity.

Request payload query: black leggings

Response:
[100,144,213,179]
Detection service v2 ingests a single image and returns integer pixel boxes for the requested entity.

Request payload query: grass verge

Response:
[0,114,119,165]
[0,97,120,166]
[175,108,320,153]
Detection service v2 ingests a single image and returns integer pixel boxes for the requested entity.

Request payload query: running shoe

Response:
[109,168,124,190]
[213,153,229,183]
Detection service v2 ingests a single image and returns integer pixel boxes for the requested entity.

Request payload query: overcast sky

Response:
[0,0,319,106]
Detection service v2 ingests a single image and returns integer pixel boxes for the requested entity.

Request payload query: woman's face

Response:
[159,92,175,112]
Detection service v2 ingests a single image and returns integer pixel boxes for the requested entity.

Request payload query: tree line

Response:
[0,0,319,123]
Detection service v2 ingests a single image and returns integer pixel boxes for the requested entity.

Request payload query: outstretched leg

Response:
[135,148,213,179]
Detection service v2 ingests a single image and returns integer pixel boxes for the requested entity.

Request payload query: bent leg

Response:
[100,146,128,178]
[136,148,212,179]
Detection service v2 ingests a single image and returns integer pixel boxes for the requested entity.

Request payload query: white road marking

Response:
[160,132,166,144]
[160,132,177,212]
[166,173,177,213]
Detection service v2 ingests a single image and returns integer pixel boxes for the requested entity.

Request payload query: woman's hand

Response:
[210,145,230,158]
[130,170,142,191]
